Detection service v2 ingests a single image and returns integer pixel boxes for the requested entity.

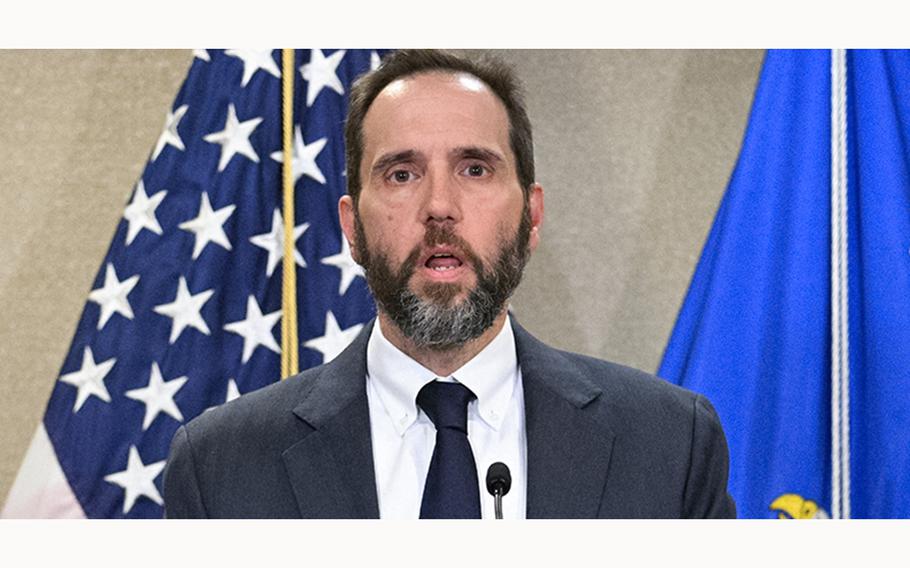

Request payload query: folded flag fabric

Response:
[3,49,386,518]
[660,49,910,519]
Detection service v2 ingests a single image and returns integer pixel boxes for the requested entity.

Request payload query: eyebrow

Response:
[369,146,505,176]
[371,150,419,175]
[452,146,504,164]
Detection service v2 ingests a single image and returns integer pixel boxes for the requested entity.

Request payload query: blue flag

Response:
[3,49,387,518]
[846,50,910,518]
[659,49,910,519]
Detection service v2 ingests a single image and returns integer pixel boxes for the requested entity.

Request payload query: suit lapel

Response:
[513,320,617,518]
[276,317,617,518]
[281,322,380,519]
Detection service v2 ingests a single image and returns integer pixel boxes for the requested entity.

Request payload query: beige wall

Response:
[0,49,764,508]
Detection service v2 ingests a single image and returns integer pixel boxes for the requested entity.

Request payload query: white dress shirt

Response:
[365,316,527,519]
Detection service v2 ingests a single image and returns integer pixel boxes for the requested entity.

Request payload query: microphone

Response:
[485,462,511,519]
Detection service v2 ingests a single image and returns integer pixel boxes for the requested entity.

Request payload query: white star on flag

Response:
[269,127,328,185]
[300,49,346,107]
[179,192,236,260]
[59,346,116,413]
[103,446,166,514]
[249,209,309,277]
[321,236,364,295]
[153,277,214,343]
[304,311,363,364]
[371,50,381,71]
[125,362,188,431]
[152,104,188,161]
[88,263,140,330]
[225,49,281,87]
[203,103,263,172]
[226,378,241,403]
[193,49,210,62]
[123,180,167,245]
[224,295,282,364]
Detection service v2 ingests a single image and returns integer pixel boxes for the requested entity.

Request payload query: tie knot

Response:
[417,381,476,433]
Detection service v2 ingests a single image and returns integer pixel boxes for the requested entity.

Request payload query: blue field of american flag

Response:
[3,49,386,518]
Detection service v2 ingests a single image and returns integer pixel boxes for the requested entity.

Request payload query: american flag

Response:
[2,49,385,518]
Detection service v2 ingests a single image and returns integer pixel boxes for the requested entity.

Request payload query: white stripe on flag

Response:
[1,424,85,518]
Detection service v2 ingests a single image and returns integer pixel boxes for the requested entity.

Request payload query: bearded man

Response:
[163,50,736,519]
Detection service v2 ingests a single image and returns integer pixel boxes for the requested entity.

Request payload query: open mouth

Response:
[421,247,467,275]
[425,252,463,271]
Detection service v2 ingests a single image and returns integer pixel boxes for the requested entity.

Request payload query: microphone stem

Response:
[494,490,503,520]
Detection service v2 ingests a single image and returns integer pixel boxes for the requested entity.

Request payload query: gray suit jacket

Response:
[163,319,736,518]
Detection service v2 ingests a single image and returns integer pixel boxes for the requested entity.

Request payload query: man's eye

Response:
[463,164,488,177]
[389,170,414,183]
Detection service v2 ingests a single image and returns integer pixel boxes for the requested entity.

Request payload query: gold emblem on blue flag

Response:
[769,493,830,519]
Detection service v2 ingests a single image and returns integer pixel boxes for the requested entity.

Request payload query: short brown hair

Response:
[344,49,535,204]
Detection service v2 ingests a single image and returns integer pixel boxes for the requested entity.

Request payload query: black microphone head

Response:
[485,462,512,496]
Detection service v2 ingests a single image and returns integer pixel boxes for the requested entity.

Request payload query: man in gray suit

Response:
[163,50,736,519]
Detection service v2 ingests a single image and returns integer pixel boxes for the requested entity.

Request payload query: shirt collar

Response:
[366,315,519,436]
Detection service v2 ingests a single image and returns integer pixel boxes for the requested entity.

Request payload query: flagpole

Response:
[281,48,299,379]
[830,48,850,519]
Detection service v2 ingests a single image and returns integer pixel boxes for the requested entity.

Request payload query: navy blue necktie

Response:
[417,381,481,519]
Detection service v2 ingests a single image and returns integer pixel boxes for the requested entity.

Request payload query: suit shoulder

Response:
[181,364,324,443]
[512,319,700,413]
[549,346,699,412]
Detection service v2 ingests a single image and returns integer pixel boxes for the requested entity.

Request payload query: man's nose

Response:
[422,169,462,224]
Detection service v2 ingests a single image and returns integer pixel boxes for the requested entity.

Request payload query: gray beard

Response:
[354,206,531,351]
[393,283,498,350]
[388,246,516,349]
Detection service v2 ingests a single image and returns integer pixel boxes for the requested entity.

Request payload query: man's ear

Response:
[527,183,544,253]
[338,195,360,263]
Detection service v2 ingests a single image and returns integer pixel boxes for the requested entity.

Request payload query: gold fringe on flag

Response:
[280,48,299,379]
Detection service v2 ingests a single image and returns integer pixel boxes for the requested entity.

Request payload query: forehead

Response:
[361,71,511,159]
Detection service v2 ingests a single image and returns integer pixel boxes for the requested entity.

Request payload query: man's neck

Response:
[377,311,509,377]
